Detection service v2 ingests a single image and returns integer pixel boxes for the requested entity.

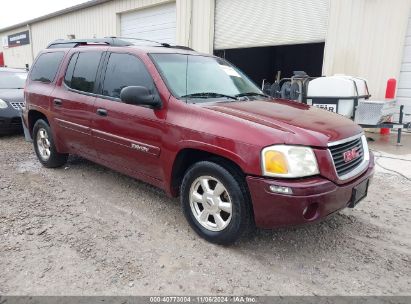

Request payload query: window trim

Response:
[30,51,66,84]
[63,52,79,88]
[63,50,105,95]
[96,51,160,103]
[61,50,160,104]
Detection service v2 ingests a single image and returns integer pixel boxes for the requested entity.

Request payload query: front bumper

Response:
[246,156,375,229]
[0,107,23,134]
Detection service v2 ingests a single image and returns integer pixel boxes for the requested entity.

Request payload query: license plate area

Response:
[313,103,337,112]
[349,179,369,208]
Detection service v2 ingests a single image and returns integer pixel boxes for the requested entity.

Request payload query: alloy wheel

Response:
[36,128,51,161]
[189,176,232,231]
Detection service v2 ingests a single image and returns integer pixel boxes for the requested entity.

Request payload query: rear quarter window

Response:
[30,52,65,83]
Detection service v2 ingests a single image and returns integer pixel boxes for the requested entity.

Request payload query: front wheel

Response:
[33,119,68,168]
[180,161,251,245]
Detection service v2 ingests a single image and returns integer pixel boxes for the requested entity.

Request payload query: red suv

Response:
[22,38,374,244]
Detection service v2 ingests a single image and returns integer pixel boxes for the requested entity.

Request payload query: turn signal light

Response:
[264,150,288,174]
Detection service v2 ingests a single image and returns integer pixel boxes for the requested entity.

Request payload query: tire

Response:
[180,161,252,245]
[33,119,68,168]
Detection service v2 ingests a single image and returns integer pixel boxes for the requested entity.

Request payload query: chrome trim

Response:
[328,134,370,181]
[327,132,363,147]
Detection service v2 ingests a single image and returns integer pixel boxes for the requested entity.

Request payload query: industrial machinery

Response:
[262,72,406,144]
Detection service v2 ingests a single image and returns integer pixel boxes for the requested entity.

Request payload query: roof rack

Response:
[47,37,131,48]
[169,45,194,51]
[109,36,171,47]
[46,36,194,51]
[110,37,194,50]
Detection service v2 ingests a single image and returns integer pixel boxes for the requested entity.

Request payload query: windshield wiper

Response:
[181,92,238,100]
[235,92,269,98]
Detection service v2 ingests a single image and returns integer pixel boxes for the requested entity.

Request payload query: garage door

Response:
[120,2,176,45]
[397,12,411,122]
[214,0,330,50]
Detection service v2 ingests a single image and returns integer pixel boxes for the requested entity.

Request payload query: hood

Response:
[0,88,25,103]
[203,98,363,147]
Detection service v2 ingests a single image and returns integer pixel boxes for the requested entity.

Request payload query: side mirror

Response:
[120,86,161,109]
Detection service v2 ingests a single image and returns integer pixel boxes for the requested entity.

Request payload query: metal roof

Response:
[0,0,112,33]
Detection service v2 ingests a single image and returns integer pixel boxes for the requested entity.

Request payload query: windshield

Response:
[150,54,264,102]
[0,71,27,89]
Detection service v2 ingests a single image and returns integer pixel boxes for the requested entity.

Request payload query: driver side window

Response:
[102,53,155,99]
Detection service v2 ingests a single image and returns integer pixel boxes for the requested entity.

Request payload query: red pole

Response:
[380,78,397,135]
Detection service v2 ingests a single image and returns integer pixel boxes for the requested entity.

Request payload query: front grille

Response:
[9,101,25,110]
[329,136,364,177]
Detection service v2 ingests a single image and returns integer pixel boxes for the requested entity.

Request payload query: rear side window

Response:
[65,52,102,93]
[102,53,155,99]
[30,52,65,83]
[64,53,78,87]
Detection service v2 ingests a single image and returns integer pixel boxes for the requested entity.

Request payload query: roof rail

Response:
[46,37,194,51]
[47,37,131,48]
[110,37,195,50]
[170,45,194,51]
[107,36,172,47]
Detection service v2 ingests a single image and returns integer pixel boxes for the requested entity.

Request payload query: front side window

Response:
[102,53,155,99]
[150,54,264,103]
[30,52,65,83]
[0,71,27,89]
[65,52,102,93]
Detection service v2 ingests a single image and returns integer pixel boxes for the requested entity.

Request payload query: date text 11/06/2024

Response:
[149,296,257,303]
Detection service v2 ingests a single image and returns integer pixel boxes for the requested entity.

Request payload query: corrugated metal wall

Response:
[323,0,411,99]
[0,0,215,68]
[396,9,411,121]
[0,25,33,68]
[176,0,214,54]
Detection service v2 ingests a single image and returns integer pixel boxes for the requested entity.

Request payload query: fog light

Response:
[269,185,293,194]
[302,202,319,220]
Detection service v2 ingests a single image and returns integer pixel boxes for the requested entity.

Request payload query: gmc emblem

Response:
[343,148,359,162]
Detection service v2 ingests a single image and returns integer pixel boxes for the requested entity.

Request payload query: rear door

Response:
[91,51,165,182]
[52,50,105,158]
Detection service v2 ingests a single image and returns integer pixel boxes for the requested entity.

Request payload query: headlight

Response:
[261,145,319,178]
[0,99,8,109]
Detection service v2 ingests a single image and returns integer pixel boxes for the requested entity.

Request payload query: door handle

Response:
[96,108,108,117]
[53,99,62,106]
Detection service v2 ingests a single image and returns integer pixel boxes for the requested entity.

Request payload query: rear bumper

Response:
[246,157,375,229]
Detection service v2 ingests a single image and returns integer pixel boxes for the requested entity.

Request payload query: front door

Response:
[91,52,166,183]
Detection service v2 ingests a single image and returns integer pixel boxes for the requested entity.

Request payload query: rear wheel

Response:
[33,119,68,168]
[181,161,251,245]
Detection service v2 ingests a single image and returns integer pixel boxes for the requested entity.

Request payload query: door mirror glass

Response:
[120,86,161,108]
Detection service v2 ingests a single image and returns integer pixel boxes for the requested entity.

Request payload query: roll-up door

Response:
[120,2,176,45]
[214,0,330,50]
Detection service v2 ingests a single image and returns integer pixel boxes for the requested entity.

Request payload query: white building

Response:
[1,0,411,107]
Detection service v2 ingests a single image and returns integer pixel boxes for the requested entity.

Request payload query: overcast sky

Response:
[0,0,89,29]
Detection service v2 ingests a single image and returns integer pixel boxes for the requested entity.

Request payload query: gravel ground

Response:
[0,134,410,296]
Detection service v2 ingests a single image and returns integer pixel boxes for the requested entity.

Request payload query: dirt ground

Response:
[0,133,410,296]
